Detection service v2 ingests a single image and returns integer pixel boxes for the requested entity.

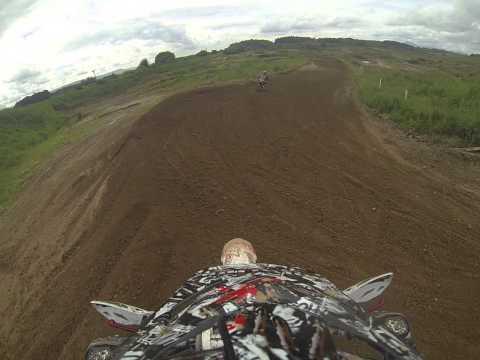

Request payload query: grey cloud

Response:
[0,93,19,107]
[0,0,39,36]
[4,82,46,107]
[442,29,480,53]
[372,29,444,50]
[261,17,366,34]
[374,26,480,55]
[4,67,54,107]
[261,20,318,34]
[7,68,45,84]
[21,26,39,39]
[3,65,78,107]
[64,19,195,51]
[456,0,480,22]
[387,0,480,53]
[389,10,472,33]
[210,21,257,31]
[159,5,242,19]
[325,17,365,29]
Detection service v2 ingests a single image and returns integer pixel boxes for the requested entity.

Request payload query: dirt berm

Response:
[0,58,479,359]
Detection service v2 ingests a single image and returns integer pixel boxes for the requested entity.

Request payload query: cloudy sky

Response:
[1,0,479,107]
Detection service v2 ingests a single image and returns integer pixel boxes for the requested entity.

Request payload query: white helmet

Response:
[221,238,257,265]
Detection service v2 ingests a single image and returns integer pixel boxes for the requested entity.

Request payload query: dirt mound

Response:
[1,58,479,359]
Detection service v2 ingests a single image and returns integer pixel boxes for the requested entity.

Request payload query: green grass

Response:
[0,102,101,210]
[0,118,98,210]
[353,65,480,145]
[0,102,66,208]
[0,51,306,210]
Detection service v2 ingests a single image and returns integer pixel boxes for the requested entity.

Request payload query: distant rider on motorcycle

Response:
[257,70,269,89]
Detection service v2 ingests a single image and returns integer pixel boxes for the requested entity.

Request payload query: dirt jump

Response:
[0,58,479,359]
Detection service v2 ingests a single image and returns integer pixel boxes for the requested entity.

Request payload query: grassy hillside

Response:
[353,65,480,145]
[0,103,67,207]
[0,50,306,210]
[0,102,64,169]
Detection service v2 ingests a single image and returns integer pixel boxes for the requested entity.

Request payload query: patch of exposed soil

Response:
[299,62,320,71]
[1,58,479,359]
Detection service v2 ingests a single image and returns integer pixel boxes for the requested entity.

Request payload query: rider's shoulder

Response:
[202,263,317,274]
[195,263,329,281]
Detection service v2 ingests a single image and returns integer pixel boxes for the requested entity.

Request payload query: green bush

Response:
[154,51,175,65]
[138,58,149,68]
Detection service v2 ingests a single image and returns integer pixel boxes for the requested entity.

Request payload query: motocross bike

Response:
[86,265,422,360]
[257,74,269,91]
[257,79,267,90]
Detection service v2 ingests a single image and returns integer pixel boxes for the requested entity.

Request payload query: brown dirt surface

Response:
[1,57,480,359]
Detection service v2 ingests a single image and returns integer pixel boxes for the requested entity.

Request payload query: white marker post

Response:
[404,88,409,101]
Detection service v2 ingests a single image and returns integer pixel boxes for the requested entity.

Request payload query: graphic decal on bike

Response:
[87,264,422,360]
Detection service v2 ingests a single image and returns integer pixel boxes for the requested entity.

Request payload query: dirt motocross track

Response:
[1,58,480,359]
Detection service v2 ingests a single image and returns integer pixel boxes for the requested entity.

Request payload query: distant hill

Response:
[51,68,131,94]
[224,39,275,54]
[12,68,132,109]
[14,90,51,108]
[223,36,462,57]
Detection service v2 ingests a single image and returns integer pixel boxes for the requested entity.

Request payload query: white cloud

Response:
[261,16,367,35]
[0,0,479,107]
[63,19,195,52]
[0,0,39,35]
